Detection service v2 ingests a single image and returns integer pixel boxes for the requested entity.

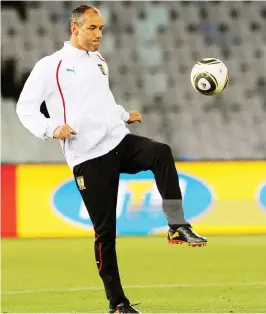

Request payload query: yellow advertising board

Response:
[16,162,266,238]
[16,165,94,238]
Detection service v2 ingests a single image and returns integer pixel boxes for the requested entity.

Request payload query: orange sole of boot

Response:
[168,240,207,247]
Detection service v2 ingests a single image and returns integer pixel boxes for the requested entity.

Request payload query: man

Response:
[16,5,207,314]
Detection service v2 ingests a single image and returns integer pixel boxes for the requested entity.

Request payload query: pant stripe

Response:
[98,242,103,272]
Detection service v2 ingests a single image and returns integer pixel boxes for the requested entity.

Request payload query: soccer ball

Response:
[190,58,229,96]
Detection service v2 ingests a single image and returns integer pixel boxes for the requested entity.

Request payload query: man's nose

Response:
[95,29,102,39]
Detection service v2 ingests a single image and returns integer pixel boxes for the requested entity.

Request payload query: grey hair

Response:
[69,5,100,27]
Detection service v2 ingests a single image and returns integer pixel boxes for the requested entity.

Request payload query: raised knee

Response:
[155,143,172,156]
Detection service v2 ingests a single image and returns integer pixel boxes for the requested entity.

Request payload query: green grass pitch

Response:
[2,235,266,313]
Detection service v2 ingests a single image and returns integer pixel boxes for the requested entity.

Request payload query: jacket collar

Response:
[63,41,96,57]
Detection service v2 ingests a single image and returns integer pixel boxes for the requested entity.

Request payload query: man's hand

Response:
[53,124,77,140]
[127,110,143,124]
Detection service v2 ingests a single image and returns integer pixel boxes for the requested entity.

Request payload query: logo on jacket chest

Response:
[66,67,76,74]
[98,64,107,76]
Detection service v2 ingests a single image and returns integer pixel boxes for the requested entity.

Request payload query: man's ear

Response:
[71,23,79,36]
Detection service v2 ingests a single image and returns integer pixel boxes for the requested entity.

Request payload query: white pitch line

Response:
[2,281,266,295]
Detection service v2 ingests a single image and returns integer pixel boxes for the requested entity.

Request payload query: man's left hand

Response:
[127,110,143,124]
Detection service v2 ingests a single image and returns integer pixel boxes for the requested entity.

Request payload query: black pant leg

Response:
[119,134,182,199]
[73,151,129,308]
[119,134,189,227]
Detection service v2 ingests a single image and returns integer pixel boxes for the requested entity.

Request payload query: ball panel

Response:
[222,72,230,91]
[197,58,221,65]
[193,72,218,95]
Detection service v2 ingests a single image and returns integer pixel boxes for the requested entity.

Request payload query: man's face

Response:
[72,10,104,51]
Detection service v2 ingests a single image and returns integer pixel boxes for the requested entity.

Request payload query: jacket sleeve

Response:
[117,105,130,123]
[16,58,59,140]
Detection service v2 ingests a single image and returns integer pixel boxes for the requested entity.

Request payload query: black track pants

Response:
[73,134,188,307]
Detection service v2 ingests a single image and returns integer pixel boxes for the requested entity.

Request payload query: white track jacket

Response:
[16,41,130,169]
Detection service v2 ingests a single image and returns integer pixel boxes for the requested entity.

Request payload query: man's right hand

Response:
[53,124,77,140]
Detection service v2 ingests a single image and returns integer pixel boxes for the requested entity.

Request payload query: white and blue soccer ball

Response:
[190,58,229,96]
